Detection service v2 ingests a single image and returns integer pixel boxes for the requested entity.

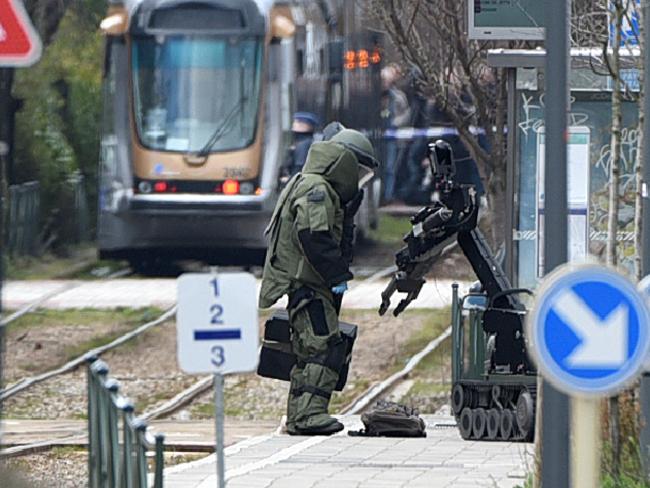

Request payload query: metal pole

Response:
[505,67,518,285]
[640,0,650,477]
[542,0,571,486]
[154,434,165,488]
[215,373,225,488]
[571,397,600,487]
[451,283,459,384]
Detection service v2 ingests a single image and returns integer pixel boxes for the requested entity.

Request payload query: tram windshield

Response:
[131,36,263,153]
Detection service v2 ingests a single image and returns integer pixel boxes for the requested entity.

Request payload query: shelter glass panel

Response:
[514,78,639,289]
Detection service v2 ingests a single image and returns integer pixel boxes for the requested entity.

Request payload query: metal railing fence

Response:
[7,181,40,256]
[86,356,165,488]
[69,172,91,244]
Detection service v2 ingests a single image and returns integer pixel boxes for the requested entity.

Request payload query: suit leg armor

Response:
[286,288,343,434]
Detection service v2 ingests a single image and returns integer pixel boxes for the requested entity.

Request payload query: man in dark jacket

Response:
[260,128,378,435]
[285,112,320,177]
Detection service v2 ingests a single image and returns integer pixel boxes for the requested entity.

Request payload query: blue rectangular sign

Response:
[610,0,640,47]
[194,329,242,341]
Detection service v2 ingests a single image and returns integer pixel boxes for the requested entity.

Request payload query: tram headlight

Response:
[240,182,254,195]
[138,181,152,194]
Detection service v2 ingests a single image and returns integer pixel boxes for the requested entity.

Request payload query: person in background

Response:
[380,65,411,203]
[284,112,321,177]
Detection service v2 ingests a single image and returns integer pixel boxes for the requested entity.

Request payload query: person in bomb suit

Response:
[259,127,379,435]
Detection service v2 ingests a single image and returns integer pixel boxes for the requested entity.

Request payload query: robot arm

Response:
[379,141,478,317]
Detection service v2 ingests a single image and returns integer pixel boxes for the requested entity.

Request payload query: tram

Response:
[97,0,382,270]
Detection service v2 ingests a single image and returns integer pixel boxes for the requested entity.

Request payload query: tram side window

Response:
[101,39,117,138]
[296,48,304,76]
[99,38,121,210]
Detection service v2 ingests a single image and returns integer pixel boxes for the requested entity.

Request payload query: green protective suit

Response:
[260,141,361,434]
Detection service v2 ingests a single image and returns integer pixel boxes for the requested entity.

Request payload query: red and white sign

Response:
[0,0,42,67]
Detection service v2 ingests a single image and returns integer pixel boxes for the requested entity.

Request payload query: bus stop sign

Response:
[527,264,650,396]
[0,0,42,67]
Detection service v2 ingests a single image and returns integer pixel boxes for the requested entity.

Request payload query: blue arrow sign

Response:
[528,265,650,396]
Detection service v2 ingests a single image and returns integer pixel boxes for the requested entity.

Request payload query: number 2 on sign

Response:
[210,304,223,324]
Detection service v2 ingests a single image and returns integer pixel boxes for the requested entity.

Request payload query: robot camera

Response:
[429,140,456,182]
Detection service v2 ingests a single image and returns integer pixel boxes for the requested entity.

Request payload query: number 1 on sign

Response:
[210,278,219,297]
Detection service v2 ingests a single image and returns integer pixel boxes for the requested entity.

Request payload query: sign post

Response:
[528,264,650,486]
[177,272,259,487]
[542,0,571,486]
[214,373,225,487]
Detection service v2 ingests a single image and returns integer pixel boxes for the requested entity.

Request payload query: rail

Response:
[87,355,165,488]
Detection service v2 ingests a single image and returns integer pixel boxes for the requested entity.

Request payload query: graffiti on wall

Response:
[517,91,639,282]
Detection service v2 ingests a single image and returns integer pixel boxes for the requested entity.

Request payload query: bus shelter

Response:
[488,48,641,289]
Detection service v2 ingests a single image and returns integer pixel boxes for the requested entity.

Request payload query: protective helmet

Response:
[330,129,379,169]
[322,121,346,141]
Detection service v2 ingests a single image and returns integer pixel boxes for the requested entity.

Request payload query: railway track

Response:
[0,306,176,401]
[0,267,132,328]
[1,264,456,458]
[1,321,453,458]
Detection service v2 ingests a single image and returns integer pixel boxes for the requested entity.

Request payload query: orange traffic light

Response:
[371,47,381,65]
[358,49,369,68]
[344,50,356,70]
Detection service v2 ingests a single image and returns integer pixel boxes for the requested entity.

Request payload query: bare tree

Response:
[633,1,645,283]
[364,0,510,242]
[574,0,642,478]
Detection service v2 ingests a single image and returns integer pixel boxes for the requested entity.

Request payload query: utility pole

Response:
[541,0,571,486]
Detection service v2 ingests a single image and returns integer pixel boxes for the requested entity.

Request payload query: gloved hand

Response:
[331,282,348,295]
[345,189,365,220]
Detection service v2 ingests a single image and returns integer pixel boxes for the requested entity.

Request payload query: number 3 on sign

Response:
[211,345,225,367]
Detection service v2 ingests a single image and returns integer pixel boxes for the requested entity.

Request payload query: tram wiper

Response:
[195,96,248,158]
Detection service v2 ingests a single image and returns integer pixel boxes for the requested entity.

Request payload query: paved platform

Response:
[2,279,470,311]
[163,415,532,488]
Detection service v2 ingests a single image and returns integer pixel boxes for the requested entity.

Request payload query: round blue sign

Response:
[528,264,650,396]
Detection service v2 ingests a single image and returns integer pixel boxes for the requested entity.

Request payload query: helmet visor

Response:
[359,165,374,189]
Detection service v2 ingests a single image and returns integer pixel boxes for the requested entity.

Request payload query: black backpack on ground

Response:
[349,401,427,438]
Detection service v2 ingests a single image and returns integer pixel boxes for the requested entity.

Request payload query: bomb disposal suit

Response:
[260,129,378,435]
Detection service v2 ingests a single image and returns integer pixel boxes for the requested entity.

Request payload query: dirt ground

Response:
[3,308,449,421]
[3,309,162,383]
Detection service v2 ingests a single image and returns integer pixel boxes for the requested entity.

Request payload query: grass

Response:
[6,244,96,280]
[5,243,129,280]
[4,308,164,382]
[6,307,163,334]
[395,307,451,366]
[391,308,453,407]
[367,215,413,244]
[513,474,534,488]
